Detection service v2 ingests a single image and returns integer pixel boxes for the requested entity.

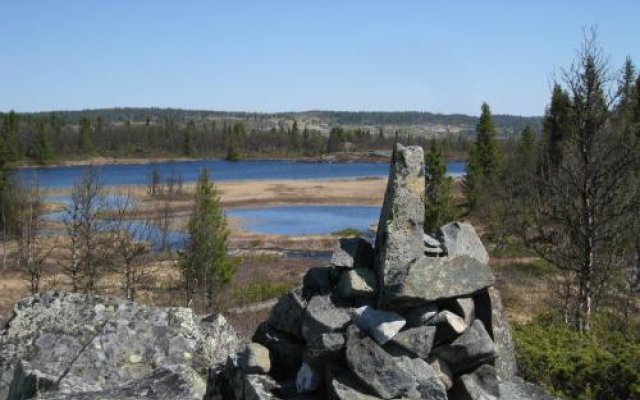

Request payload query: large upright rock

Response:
[0,292,241,400]
[374,144,426,306]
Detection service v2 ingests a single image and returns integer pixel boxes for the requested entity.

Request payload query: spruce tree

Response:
[34,120,54,164]
[424,140,456,233]
[179,169,235,309]
[464,102,503,209]
[79,117,95,155]
[540,84,572,177]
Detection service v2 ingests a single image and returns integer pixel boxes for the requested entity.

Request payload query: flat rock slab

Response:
[352,306,406,345]
[0,292,241,400]
[33,366,207,400]
[384,255,495,306]
[345,326,415,399]
[437,222,489,265]
[301,295,352,343]
[374,144,426,306]
[433,319,497,375]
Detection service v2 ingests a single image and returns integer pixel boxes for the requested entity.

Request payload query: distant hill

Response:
[18,108,543,138]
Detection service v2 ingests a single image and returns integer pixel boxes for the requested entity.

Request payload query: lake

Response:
[19,159,466,189]
[228,205,381,236]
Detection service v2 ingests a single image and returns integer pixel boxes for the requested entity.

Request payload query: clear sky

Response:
[1,1,639,116]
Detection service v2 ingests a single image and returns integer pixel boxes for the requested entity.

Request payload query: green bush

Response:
[232,282,292,304]
[513,316,640,400]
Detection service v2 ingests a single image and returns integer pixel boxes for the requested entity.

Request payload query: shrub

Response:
[513,315,640,400]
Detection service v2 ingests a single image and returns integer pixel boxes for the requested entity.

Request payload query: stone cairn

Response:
[217,144,551,400]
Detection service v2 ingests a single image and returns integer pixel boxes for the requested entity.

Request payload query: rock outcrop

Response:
[217,143,558,399]
[0,292,242,400]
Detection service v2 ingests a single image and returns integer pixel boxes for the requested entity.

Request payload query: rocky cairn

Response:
[218,144,555,400]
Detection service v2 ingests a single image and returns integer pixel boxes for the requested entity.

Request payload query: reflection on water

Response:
[227,205,381,236]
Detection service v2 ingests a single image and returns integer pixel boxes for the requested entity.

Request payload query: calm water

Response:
[228,205,381,236]
[19,159,466,189]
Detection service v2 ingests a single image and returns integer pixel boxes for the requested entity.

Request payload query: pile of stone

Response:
[218,144,555,400]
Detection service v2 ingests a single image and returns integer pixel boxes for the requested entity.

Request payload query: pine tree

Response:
[179,169,235,309]
[464,102,503,209]
[424,140,456,233]
[290,120,301,150]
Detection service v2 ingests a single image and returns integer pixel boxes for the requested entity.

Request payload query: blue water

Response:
[228,205,381,236]
[19,159,466,189]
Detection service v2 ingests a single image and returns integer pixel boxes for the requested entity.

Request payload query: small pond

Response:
[227,205,381,236]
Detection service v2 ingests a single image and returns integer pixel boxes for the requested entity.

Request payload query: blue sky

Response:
[1,1,639,116]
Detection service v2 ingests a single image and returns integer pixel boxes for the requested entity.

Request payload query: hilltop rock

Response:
[0,291,241,400]
[374,144,426,306]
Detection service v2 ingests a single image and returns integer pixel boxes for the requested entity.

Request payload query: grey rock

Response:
[393,356,447,400]
[345,326,415,399]
[239,343,271,374]
[442,296,476,327]
[384,255,495,306]
[423,233,441,248]
[301,295,351,343]
[474,287,518,381]
[374,144,426,306]
[253,322,304,378]
[295,363,321,394]
[33,366,207,400]
[424,246,445,256]
[433,319,497,375]
[303,333,345,370]
[404,303,439,328]
[336,268,378,299]
[267,287,307,339]
[226,356,279,400]
[352,305,406,345]
[325,364,382,400]
[429,310,468,344]
[386,326,436,358]
[437,222,489,265]
[302,267,333,297]
[449,364,500,400]
[330,237,374,269]
[0,292,241,400]
[427,355,454,390]
[499,376,560,400]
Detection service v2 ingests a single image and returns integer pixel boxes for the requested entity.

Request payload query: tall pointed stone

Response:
[374,143,426,307]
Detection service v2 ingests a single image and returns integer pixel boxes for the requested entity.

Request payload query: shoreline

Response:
[14,152,393,169]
